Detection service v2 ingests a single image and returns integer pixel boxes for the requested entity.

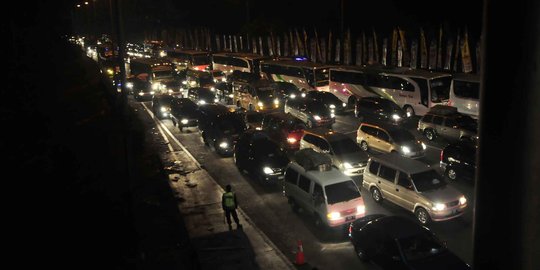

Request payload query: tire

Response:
[415,207,431,225]
[371,187,383,203]
[360,141,369,152]
[404,105,415,117]
[424,129,436,141]
[446,167,457,180]
[289,198,300,213]
[354,245,369,262]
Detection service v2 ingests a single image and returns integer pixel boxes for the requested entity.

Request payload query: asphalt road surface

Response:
[132,98,475,270]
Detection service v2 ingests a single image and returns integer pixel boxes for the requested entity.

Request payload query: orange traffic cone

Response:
[295,240,305,265]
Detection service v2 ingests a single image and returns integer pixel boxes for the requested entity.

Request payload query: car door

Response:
[394,171,417,211]
[374,129,393,153]
[443,117,460,140]
[432,116,445,136]
[376,164,399,204]
[297,174,313,212]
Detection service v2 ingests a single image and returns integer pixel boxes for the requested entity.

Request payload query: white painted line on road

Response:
[140,102,295,269]
[335,119,357,126]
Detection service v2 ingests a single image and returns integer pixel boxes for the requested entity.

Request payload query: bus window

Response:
[411,78,429,107]
[454,80,480,99]
[429,77,451,103]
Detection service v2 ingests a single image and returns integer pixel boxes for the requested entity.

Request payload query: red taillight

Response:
[348,224,353,236]
[440,149,444,162]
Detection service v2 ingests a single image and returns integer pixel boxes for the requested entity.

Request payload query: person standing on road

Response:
[222,184,242,230]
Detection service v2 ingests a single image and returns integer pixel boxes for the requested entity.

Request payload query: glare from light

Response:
[181,119,189,124]
[263,167,273,174]
[126,82,133,89]
[392,114,401,120]
[433,203,446,211]
[401,146,411,154]
[330,104,336,109]
[357,205,366,214]
[406,112,412,117]
[421,142,427,150]
[257,101,263,107]
[331,113,335,118]
[219,142,229,149]
[150,91,155,95]
[228,94,234,98]
[210,87,215,91]
[290,94,296,99]
[459,196,467,205]
[214,98,219,103]
[327,212,341,220]
[287,137,297,144]
[274,99,280,105]
[314,115,321,121]
[199,100,206,105]
[343,162,353,169]
[342,102,347,107]
[138,92,144,96]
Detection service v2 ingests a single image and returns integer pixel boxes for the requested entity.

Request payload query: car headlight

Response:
[301,93,306,97]
[199,100,206,105]
[150,91,155,95]
[401,146,411,154]
[222,78,227,82]
[210,87,215,91]
[357,205,366,214]
[219,142,229,149]
[459,196,467,205]
[107,69,113,75]
[421,142,427,150]
[160,107,168,112]
[214,98,219,103]
[287,137,297,144]
[343,162,353,169]
[406,111,412,117]
[342,102,347,107]
[138,92,144,96]
[181,119,189,124]
[392,114,401,120]
[314,115,321,121]
[213,79,218,83]
[330,104,336,109]
[263,167,273,174]
[159,51,166,57]
[331,113,335,118]
[182,80,187,85]
[327,212,341,220]
[290,94,296,99]
[433,203,446,211]
[126,82,133,89]
[258,101,264,107]
[274,98,280,105]
[152,83,159,90]
[228,94,234,98]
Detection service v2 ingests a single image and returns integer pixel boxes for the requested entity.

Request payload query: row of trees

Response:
[146,26,480,74]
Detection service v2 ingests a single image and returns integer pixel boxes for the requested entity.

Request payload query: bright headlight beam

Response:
[433,203,446,211]
[263,167,273,174]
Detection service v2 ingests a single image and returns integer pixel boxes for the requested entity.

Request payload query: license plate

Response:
[345,215,356,221]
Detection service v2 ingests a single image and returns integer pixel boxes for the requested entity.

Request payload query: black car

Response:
[284,98,335,128]
[349,215,470,270]
[214,82,234,104]
[305,90,347,115]
[127,77,153,101]
[187,87,217,105]
[233,130,290,184]
[274,81,303,101]
[151,94,175,119]
[244,111,264,130]
[440,140,477,181]
[170,98,200,132]
[198,104,247,156]
[355,96,407,125]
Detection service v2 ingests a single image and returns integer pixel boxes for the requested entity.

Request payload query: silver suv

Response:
[417,105,478,143]
[362,153,468,224]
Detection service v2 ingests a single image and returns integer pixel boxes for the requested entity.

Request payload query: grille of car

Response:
[446,200,459,207]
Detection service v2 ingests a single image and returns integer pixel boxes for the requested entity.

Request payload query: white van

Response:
[283,159,366,228]
[448,73,480,119]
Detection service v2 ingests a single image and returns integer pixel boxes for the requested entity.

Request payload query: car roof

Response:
[288,162,354,186]
[369,153,432,174]
[366,216,428,239]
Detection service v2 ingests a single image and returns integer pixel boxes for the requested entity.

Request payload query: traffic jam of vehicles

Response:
[119,43,478,269]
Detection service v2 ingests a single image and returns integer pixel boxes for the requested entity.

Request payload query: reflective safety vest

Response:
[223,192,236,208]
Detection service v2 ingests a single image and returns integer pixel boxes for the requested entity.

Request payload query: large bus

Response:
[212,52,270,75]
[329,66,452,116]
[448,73,480,119]
[128,58,176,93]
[260,60,331,92]
[165,49,211,71]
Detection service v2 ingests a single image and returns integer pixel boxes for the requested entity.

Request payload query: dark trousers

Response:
[224,208,240,225]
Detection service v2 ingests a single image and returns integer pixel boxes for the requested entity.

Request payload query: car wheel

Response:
[415,207,431,225]
[371,187,383,203]
[404,105,415,117]
[425,129,436,141]
[354,245,369,262]
[289,198,300,213]
[360,141,369,152]
[447,168,457,180]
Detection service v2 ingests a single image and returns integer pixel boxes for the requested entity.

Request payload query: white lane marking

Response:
[140,102,295,269]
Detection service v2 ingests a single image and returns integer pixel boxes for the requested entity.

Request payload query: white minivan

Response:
[283,155,366,228]
[448,73,480,119]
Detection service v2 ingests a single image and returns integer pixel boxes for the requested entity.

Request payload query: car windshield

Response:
[325,181,361,205]
[218,116,246,135]
[454,80,480,99]
[398,232,446,262]
[411,170,447,192]
[430,77,451,103]
[330,137,362,155]
[388,129,416,143]
[192,55,210,65]
[307,101,330,116]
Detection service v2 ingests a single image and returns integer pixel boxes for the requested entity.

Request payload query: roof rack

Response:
[428,105,459,115]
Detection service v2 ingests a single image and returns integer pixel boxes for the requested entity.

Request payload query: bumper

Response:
[260,172,285,183]
[342,166,366,176]
[429,204,467,222]
[327,213,366,227]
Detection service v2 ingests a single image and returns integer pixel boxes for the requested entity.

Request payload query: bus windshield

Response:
[430,77,451,103]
